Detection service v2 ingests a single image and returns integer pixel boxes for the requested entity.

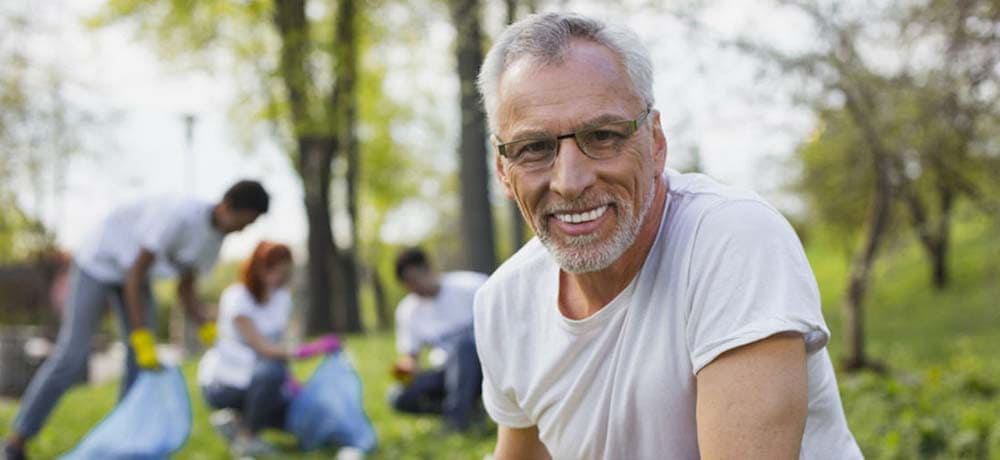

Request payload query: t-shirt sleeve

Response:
[474,287,534,428]
[222,286,258,320]
[685,199,830,375]
[394,297,418,356]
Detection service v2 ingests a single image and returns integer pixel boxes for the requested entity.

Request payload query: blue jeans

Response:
[11,264,155,439]
[201,359,290,433]
[390,326,482,429]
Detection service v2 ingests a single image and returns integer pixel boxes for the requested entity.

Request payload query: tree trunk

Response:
[931,183,954,288]
[330,0,362,332]
[300,137,336,334]
[840,80,892,372]
[275,0,338,334]
[842,166,890,372]
[370,264,392,331]
[448,0,497,274]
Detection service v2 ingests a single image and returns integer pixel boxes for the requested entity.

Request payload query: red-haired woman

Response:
[197,241,296,457]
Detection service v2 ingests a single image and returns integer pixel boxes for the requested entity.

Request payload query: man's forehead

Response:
[496,40,642,135]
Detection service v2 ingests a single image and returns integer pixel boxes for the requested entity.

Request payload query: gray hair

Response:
[477,12,655,133]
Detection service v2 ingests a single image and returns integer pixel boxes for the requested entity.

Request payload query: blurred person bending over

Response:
[2,180,268,460]
[473,12,863,459]
[388,248,487,432]
[197,241,299,458]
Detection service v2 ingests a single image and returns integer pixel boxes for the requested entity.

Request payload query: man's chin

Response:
[544,241,617,274]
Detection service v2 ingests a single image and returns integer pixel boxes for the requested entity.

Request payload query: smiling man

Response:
[472,12,862,460]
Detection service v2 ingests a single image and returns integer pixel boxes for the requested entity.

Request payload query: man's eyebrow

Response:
[576,113,631,130]
[502,129,552,143]
[504,113,632,141]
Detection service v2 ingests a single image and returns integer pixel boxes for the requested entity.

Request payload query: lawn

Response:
[0,333,496,459]
[2,212,998,459]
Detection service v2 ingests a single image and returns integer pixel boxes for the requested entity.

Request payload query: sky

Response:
[9,0,818,262]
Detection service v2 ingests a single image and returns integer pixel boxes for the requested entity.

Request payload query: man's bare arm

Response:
[695,332,808,459]
[494,425,550,460]
[125,249,156,329]
[177,271,208,324]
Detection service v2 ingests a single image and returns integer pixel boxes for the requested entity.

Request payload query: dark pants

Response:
[391,327,482,430]
[201,359,290,433]
[12,264,155,439]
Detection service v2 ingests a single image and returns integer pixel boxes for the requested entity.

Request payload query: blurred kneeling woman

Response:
[197,241,295,457]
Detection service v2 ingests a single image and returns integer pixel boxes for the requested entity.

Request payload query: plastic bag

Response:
[285,352,377,452]
[61,366,191,460]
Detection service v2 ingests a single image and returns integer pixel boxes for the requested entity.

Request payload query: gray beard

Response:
[538,179,658,273]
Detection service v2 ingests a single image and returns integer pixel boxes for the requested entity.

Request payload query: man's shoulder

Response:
[118,195,208,228]
[664,170,785,232]
[220,283,253,311]
[475,238,551,315]
[394,293,420,317]
[667,170,768,208]
[442,271,489,289]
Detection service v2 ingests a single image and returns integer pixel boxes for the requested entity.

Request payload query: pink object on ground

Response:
[293,335,342,359]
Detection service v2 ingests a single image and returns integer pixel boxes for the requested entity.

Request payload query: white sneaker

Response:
[231,436,275,458]
[210,409,240,443]
[336,446,365,460]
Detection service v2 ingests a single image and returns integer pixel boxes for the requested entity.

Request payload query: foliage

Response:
[0,3,96,255]
[841,350,1000,459]
[0,196,55,263]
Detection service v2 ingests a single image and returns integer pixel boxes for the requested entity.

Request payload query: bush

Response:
[842,346,1000,459]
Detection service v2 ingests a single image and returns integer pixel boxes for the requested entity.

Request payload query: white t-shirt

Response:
[198,283,293,389]
[474,170,862,459]
[395,271,488,356]
[76,196,224,283]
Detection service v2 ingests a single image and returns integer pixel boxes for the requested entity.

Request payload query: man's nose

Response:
[548,137,596,202]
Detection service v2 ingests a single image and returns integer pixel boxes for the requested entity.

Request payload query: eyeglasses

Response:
[496,108,652,171]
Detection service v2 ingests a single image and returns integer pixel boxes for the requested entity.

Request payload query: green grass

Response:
[810,211,1000,368]
[2,212,998,458]
[0,334,495,459]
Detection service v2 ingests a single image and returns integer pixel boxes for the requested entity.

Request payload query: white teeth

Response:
[555,205,608,224]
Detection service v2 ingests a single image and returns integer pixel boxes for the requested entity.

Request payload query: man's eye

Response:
[515,140,554,160]
[585,129,626,143]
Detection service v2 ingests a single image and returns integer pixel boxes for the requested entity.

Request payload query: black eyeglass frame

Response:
[495,107,653,165]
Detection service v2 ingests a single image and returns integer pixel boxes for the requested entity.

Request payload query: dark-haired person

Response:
[388,248,488,432]
[197,241,296,457]
[3,180,269,460]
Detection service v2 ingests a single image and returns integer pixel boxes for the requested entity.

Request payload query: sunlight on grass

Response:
[1,213,997,459]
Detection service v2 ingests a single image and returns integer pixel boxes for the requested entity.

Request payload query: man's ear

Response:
[651,110,668,175]
[496,151,516,200]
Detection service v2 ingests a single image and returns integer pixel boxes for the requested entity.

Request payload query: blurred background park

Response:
[1,0,999,458]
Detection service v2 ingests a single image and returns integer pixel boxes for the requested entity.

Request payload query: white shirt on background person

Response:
[395,271,488,356]
[75,196,223,283]
[198,283,293,389]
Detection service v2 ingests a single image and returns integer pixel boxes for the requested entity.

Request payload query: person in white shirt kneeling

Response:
[198,241,297,457]
[389,248,488,433]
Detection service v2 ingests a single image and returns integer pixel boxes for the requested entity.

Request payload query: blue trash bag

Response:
[285,351,377,452]
[61,366,191,460]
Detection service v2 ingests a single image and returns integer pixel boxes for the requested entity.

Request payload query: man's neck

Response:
[209,204,224,233]
[420,277,443,299]
[559,177,667,320]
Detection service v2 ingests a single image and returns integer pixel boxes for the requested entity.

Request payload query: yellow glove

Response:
[129,328,159,370]
[198,321,217,346]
